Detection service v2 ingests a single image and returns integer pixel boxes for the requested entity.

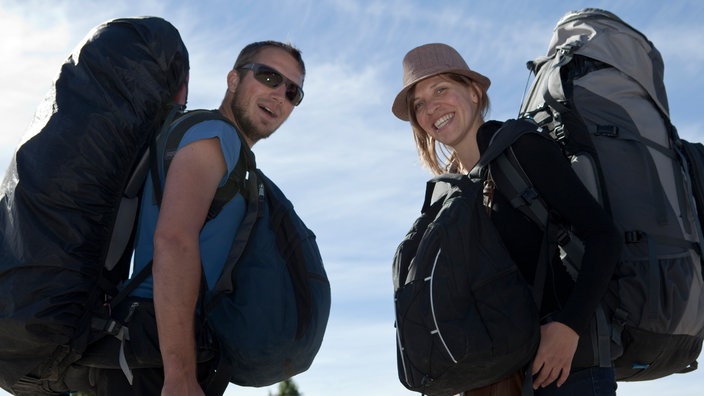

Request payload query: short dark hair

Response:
[233,41,305,79]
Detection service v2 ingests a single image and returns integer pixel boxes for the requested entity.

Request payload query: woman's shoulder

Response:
[478,119,553,154]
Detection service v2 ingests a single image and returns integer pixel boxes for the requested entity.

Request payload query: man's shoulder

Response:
[180,110,238,138]
[181,109,235,128]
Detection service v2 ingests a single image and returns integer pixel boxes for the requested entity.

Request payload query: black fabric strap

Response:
[522,364,535,396]
[210,168,260,295]
[150,104,185,207]
[111,260,155,309]
[201,175,259,396]
[151,109,249,220]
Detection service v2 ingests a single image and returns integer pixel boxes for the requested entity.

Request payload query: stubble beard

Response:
[230,94,275,144]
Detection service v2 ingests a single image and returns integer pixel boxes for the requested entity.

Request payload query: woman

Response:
[391,43,622,396]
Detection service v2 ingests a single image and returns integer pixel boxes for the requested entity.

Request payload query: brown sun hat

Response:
[391,43,491,121]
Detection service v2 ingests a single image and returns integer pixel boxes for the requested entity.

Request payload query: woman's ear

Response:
[469,82,481,103]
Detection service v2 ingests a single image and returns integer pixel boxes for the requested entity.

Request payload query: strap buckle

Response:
[625,230,645,244]
[520,187,539,206]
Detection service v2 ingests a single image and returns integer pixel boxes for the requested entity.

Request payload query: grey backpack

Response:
[518,8,704,381]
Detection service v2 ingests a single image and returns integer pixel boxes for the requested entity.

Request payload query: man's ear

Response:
[227,69,240,93]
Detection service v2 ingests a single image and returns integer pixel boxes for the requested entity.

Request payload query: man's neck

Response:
[217,105,255,148]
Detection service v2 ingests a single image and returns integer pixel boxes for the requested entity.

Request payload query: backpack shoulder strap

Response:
[210,167,262,295]
[201,168,262,396]
[471,120,579,308]
[113,109,255,306]
[477,119,586,276]
[473,119,552,225]
[151,109,254,220]
[472,119,543,172]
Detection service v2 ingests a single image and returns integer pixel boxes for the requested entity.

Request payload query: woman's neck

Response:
[454,120,484,173]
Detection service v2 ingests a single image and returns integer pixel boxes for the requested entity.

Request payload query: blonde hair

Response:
[408,74,490,175]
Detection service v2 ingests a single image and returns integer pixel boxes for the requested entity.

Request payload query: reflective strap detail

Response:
[117,326,134,385]
[429,248,457,364]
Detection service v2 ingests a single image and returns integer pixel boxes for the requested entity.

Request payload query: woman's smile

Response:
[434,113,454,130]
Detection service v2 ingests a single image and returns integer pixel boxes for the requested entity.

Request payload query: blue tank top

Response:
[129,119,246,298]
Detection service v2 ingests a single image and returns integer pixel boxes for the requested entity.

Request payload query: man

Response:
[93,41,306,396]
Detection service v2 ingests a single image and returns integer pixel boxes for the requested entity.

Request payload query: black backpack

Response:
[392,120,545,395]
[0,17,189,395]
[518,8,704,381]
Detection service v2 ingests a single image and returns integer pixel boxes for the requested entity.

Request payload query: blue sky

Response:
[1,1,703,395]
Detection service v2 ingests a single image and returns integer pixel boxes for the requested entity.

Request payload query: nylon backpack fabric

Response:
[204,160,331,389]
[0,17,189,394]
[393,160,540,395]
[519,8,704,381]
[681,142,704,233]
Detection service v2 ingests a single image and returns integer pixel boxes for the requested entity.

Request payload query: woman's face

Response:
[410,74,481,149]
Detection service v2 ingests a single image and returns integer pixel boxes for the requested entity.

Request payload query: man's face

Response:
[230,47,304,144]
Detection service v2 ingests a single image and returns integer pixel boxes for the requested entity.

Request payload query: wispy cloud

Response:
[2,2,704,395]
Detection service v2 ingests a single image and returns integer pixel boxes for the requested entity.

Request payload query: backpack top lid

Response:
[1,16,189,264]
[546,8,669,118]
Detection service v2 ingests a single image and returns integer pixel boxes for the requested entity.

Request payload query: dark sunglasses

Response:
[237,63,304,106]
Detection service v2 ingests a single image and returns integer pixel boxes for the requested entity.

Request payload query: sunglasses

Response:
[237,63,304,106]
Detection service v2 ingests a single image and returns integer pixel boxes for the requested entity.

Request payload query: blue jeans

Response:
[534,366,616,396]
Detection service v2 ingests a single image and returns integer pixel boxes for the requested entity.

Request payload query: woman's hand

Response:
[531,321,579,389]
